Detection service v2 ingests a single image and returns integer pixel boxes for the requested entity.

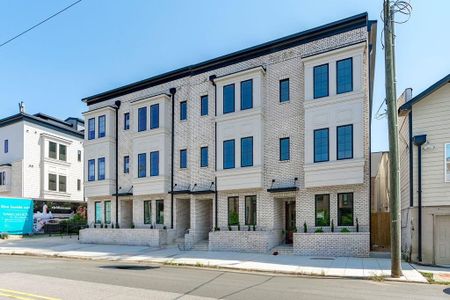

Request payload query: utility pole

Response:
[383,0,402,278]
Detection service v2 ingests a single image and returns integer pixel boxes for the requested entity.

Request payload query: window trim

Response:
[58,175,67,192]
[313,128,329,163]
[279,78,290,102]
[338,192,354,226]
[240,79,253,111]
[48,173,57,191]
[98,115,106,138]
[223,83,235,114]
[313,63,329,99]
[336,57,353,94]
[279,137,290,161]
[49,141,57,159]
[223,139,235,169]
[59,144,67,161]
[314,194,330,227]
[240,136,253,167]
[200,146,208,168]
[336,124,354,160]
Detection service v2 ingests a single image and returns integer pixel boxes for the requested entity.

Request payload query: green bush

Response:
[340,228,350,233]
[315,227,324,233]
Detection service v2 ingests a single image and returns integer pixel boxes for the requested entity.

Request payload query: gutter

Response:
[114,100,121,228]
[209,74,218,229]
[412,134,426,262]
[170,88,177,229]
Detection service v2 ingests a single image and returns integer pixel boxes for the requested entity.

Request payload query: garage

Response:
[435,215,450,265]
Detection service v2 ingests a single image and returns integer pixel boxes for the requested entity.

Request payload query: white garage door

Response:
[435,215,450,265]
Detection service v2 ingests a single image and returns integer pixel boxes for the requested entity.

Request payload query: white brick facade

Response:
[82,14,376,257]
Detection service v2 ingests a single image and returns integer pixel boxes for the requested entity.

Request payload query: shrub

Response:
[315,227,324,233]
[340,228,350,233]
[0,232,8,239]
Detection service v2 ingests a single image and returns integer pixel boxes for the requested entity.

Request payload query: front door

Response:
[285,201,296,244]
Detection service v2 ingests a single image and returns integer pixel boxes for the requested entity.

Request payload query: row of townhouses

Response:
[79,13,377,257]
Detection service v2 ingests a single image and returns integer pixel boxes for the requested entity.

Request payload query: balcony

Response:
[216,166,263,191]
[132,176,170,196]
[85,179,115,198]
[304,158,365,188]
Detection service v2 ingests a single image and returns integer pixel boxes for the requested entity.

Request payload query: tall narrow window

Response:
[88,118,95,140]
[180,101,187,121]
[104,201,111,224]
[200,146,208,167]
[223,139,235,169]
[48,174,57,191]
[95,202,102,224]
[0,171,4,185]
[279,137,290,161]
[337,124,353,160]
[88,159,95,181]
[144,200,152,224]
[228,196,239,225]
[336,58,353,94]
[59,144,67,161]
[241,137,253,167]
[98,157,105,180]
[201,95,208,116]
[98,115,106,138]
[245,195,257,225]
[124,155,130,174]
[77,179,81,191]
[338,193,354,226]
[77,150,82,162]
[279,79,290,102]
[223,84,235,114]
[4,140,8,153]
[138,107,147,132]
[313,64,329,99]
[150,104,159,129]
[315,194,330,226]
[124,112,130,130]
[138,153,146,178]
[49,142,57,159]
[156,200,164,224]
[446,144,450,182]
[59,175,67,192]
[150,151,159,176]
[240,79,253,110]
[314,128,329,163]
[180,149,187,169]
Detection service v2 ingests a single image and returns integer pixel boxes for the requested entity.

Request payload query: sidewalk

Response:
[0,236,427,283]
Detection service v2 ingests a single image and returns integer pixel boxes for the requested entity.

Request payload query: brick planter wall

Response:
[294,232,370,257]
[79,228,167,247]
[209,230,281,253]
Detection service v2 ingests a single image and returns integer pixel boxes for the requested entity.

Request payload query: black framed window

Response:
[77,150,82,162]
[49,142,57,159]
[314,128,329,162]
[228,196,239,225]
[315,194,330,226]
[223,84,235,114]
[150,151,159,176]
[59,175,67,192]
[104,201,111,224]
[77,179,81,191]
[4,140,8,153]
[138,153,146,178]
[313,64,329,99]
[88,159,95,181]
[88,118,95,140]
[201,95,208,116]
[48,173,57,191]
[155,200,164,224]
[98,157,105,180]
[124,112,130,130]
[337,124,353,160]
[223,139,235,169]
[200,146,208,167]
[180,149,187,169]
[124,155,130,174]
[59,144,67,161]
[180,101,187,120]
[279,137,290,161]
[150,104,159,129]
[241,137,253,167]
[144,200,152,224]
[98,115,106,138]
[336,57,353,94]
[240,79,253,110]
[279,79,290,102]
[138,107,147,132]
[245,195,256,225]
[95,202,101,224]
[338,193,354,226]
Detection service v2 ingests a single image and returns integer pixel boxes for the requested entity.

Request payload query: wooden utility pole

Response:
[383,0,402,278]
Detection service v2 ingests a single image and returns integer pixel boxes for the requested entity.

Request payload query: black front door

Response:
[285,201,296,244]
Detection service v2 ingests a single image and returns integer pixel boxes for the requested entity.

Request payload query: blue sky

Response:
[0,0,448,151]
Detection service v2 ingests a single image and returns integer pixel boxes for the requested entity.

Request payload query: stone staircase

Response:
[191,240,209,251]
[270,244,294,255]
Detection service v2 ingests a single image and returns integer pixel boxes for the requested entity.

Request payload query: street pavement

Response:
[0,236,427,283]
[0,256,449,300]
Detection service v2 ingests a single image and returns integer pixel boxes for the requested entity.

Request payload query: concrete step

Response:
[192,240,209,251]
[270,244,294,255]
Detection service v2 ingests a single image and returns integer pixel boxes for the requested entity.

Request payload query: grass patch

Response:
[420,272,450,285]
[369,274,385,282]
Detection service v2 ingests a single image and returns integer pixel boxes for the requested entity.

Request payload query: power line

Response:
[0,0,82,49]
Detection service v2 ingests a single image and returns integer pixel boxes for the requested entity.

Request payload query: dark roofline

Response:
[83,13,373,105]
[65,117,85,124]
[399,74,450,115]
[0,113,84,139]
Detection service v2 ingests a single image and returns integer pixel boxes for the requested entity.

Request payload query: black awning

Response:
[112,192,133,197]
[267,187,298,193]
[169,190,191,195]
[190,189,215,195]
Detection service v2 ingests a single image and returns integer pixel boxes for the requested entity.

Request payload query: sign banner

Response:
[0,198,33,235]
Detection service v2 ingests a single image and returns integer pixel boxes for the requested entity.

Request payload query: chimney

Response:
[18,101,25,113]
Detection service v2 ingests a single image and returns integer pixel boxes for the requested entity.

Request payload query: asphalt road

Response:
[0,255,448,300]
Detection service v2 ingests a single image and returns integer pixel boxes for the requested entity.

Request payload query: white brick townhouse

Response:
[80,13,377,257]
[0,108,84,203]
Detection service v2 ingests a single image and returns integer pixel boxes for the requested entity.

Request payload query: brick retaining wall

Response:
[209,230,281,253]
[79,228,167,247]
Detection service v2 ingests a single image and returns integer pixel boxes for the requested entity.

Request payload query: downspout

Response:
[209,75,218,229]
[412,134,426,262]
[170,88,176,229]
[114,100,121,228]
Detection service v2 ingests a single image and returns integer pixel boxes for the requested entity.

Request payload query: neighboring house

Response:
[0,109,85,204]
[398,74,450,265]
[80,13,377,257]
[371,151,390,213]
